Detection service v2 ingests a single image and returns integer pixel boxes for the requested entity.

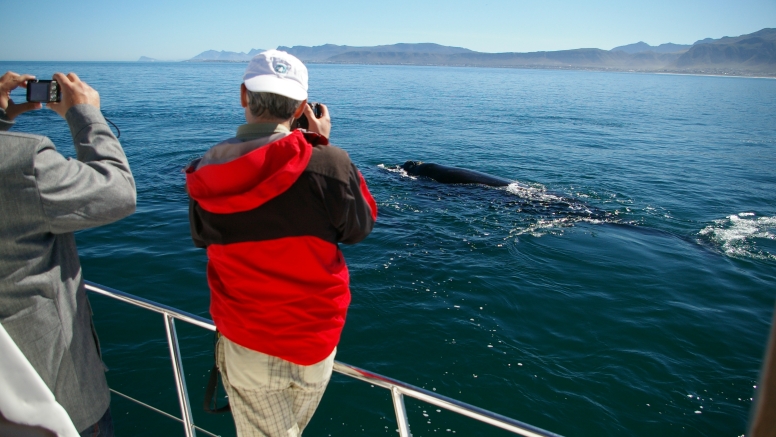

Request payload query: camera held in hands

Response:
[293,102,322,130]
[26,80,61,103]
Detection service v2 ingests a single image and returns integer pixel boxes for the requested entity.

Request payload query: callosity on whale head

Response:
[402,161,422,172]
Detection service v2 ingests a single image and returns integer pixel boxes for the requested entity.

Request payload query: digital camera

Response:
[293,102,323,130]
[26,80,61,103]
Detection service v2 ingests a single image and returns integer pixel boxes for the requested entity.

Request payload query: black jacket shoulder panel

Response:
[306,144,352,184]
[188,142,374,248]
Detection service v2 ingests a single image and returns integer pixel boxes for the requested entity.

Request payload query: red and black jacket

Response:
[186,130,377,365]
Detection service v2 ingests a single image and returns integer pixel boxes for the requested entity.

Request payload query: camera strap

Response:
[203,331,230,414]
[103,116,121,139]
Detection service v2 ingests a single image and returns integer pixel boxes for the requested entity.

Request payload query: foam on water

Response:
[698,212,776,260]
[378,163,420,181]
[506,181,563,203]
[507,216,608,238]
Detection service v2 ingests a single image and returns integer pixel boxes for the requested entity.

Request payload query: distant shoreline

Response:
[181,59,776,78]
[4,59,772,79]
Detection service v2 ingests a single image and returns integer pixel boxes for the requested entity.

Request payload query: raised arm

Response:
[35,72,136,233]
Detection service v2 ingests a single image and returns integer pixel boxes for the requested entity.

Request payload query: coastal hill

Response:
[676,28,776,72]
[172,28,776,76]
[610,42,691,54]
[322,48,679,70]
[188,48,266,62]
[276,43,473,61]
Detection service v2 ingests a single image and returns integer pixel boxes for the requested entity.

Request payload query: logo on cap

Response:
[273,62,289,75]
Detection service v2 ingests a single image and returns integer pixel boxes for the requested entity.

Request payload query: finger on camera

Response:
[302,103,317,118]
[0,72,35,92]
[52,72,70,86]
[53,72,100,109]
[317,103,330,119]
[12,73,37,88]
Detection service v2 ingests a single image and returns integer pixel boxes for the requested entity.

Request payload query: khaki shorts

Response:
[216,336,335,437]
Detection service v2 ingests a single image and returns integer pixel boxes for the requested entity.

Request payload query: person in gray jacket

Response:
[0,71,136,436]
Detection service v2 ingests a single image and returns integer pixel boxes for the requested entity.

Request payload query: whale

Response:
[401,161,512,187]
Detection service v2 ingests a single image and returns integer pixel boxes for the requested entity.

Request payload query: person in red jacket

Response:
[185,50,377,437]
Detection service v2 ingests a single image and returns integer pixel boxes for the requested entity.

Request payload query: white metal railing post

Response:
[164,313,196,437]
[391,386,411,437]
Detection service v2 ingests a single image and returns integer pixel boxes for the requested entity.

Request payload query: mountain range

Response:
[188,48,266,62]
[276,43,474,61]
[610,41,692,54]
[144,28,776,76]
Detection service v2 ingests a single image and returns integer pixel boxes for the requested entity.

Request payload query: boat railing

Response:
[84,280,562,437]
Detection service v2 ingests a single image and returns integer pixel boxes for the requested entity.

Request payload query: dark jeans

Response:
[79,407,114,437]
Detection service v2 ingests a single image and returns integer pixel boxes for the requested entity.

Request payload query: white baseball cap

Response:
[243,50,308,101]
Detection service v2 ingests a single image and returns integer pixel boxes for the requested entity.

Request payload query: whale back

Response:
[402,161,511,187]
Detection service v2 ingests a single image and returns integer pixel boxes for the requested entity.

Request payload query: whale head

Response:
[402,161,422,173]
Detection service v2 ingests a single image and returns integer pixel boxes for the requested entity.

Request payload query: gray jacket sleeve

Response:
[34,104,136,233]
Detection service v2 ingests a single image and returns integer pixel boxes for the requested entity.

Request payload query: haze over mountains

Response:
[188,48,266,62]
[275,43,474,61]
[140,28,776,77]
[610,42,692,54]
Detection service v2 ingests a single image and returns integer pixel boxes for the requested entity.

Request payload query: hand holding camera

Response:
[47,72,100,119]
[296,102,331,138]
[0,71,42,121]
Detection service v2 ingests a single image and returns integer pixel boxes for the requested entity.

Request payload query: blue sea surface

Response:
[2,61,776,436]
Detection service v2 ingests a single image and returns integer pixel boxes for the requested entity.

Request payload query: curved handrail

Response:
[334,363,560,437]
[84,280,561,437]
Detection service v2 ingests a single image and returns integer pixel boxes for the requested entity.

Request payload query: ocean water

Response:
[2,61,775,437]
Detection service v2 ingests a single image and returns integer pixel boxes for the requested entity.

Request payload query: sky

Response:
[1,0,774,61]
